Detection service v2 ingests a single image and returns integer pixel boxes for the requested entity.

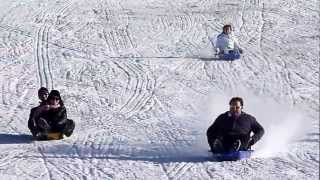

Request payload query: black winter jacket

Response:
[207,111,264,145]
[39,106,68,131]
[28,102,48,135]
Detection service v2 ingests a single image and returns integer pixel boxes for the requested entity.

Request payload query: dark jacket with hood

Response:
[207,111,264,146]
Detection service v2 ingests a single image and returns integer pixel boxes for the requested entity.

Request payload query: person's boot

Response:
[38,118,50,130]
[63,119,75,137]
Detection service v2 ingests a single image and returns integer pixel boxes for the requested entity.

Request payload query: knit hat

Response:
[38,87,49,94]
[48,90,61,100]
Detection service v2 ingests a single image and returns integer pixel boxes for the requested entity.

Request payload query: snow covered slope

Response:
[0,0,318,179]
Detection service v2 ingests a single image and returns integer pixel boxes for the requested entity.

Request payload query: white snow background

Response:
[0,0,319,179]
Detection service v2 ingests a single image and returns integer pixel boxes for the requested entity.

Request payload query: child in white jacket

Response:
[211,25,243,60]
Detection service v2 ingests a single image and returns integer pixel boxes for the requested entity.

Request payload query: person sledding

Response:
[28,89,75,140]
[212,24,243,60]
[207,97,264,154]
[28,87,49,137]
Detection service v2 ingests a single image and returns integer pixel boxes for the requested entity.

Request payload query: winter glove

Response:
[248,138,255,146]
[37,117,51,130]
[239,48,243,54]
[215,48,221,55]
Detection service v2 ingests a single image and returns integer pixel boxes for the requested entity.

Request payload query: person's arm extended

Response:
[250,117,265,145]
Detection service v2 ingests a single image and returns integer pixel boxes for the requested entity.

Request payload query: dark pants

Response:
[37,118,75,137]
[208,134,251,153]
[219,50,241,60]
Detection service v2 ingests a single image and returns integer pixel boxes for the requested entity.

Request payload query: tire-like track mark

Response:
[103,25,137,57]
[285,146,319,176]
[166,162,194,179]
[149,14,206,57]
[248,1,319,106]
[98,0,158,119]
[34,0,75,89]
[101,14,156,117]
[117,61,156,118]
[35,25,53,89]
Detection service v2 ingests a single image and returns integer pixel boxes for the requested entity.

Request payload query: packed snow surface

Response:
[0,0,319,179]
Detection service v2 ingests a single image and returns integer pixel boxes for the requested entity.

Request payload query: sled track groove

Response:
[2,23,221,62]
[1,81,11,106]
[150,14,205,57]
[167,162,194,179]
[201,163,215,179]
[35,25,53,89]
[286,151,319,174]
[249,3,320,103]
[237,0,281,96]
[102,15,156,117]
[102,26,136,56]
[98,0,133,56]
[159,163,171,180]
[117,61,155,117]
[34,0,74,89]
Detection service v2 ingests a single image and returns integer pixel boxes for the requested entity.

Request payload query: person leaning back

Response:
[207,97,264,153]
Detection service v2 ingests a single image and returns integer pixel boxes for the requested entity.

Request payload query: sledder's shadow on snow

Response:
[199,57,238,62]
[39,144,212,163]
[102,154,210,163]
[0,133,33,144]
[199,57,220,61]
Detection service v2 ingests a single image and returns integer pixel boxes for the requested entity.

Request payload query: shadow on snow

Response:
[18,143,216,163]
[0,133,33,144]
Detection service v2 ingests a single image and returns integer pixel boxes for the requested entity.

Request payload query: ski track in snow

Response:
[0,0,318,179]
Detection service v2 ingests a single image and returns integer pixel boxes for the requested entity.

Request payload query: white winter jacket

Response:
[214,33,241,53]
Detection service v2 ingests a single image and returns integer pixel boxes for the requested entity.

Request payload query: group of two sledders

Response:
[27,25,264,155]
[28,87,75,140]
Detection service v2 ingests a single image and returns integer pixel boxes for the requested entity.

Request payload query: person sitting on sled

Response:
[29,90,75,140]
[28,87,49,137]
[207,97,264,153]
[215,24,243,60]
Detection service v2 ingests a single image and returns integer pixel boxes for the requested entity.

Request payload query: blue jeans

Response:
[219,50,241,60]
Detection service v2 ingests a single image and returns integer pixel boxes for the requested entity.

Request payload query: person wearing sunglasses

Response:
[34,90,75,140]
[206,97,264,153]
